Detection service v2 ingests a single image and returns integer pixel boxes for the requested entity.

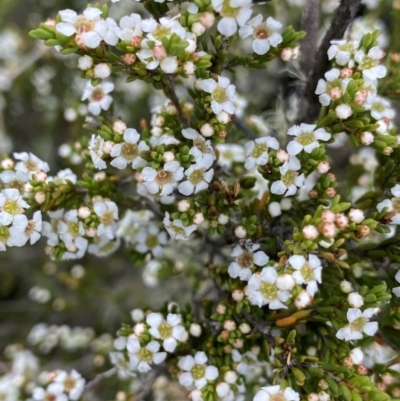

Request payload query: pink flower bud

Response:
[123,53,136,65]
[343,357,353,366]
[326,187,336,198]
[358,225,370,237]
[354,89,368,105]
[280,47,294,61]
[113,119,127,134]
[335,213,349,228]
[192,22,206,36]
[232,289,244,302]
[276,149,289,163]
[361,131,374,145]
[35,192,46,204]
[193,212,204,225]
[329,87,342,100]
[317,161,330,174]
[85,227,97,237]
[103,140,114,154]
[153,45,167,61]
[131,36,142,47]
[233,338,244,349]
[319,222,336,238]
[183,61,196,75]
[216,303,226,314]
[223,320,236,331]
[1,158,14,169]
[340,68,353,78]
[321,210,335,223]
[302,225,319,240]
[200,12,215,29]
[94,172,106,182]
[34,171,47,183]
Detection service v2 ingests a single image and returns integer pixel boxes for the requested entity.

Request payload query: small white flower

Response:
[315,68,345,106]
[110,128,149,169]
[215,144,245,168]
[355,46,386,84]
[364,94,395,121]
[287,124,331,156]
[178,165,214,196]
[244,136,279,169]
[288,254,322,296]
[212,0,252,37]
[336,308,378,341]
[254,385,300,401]
[134,224,168,257]
[270,156,305,197]
[178,351,219,389]
[88,235,120,257]
[228,244,269,281]
[142,161,184,196]
[163,212,197,240]
[0,214,28,251]
[127,336,167,372]
[14,152,50,176]
[201,76,236,115]
[182,128,215,169]
[239,15,282,55]
[0,188,29,224]
[33,383,67,401]
[350,347,364,365]
[88,135,107,169]
[146,312,187,352]
[81,81,114,115]
[54,370,85,400]
[142,260,162,287]
[327,39,359,66]
[93,200,118,240]
[115,13,142,41]
[247,267,292,309]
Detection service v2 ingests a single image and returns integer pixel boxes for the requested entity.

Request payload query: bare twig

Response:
[298,0,362,123]
[164,74,189,126]
[299,0,320,74]
[84,367,117,391]
[232,115,257,140]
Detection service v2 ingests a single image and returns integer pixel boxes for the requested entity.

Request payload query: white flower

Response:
[88,236,120,257]
[142,16,186,44]
[336,308,378,341]
[0,214,28,251]
[239,15,282,55]
[94,63,112,79]
[182,128,215,169]
[288,254,322,296]
[228,244,269,281]
[178,165,214,196]
[163,212,197,240]
[142,161,184,196]
[201,76,236,115]
[88,134,107,170]
[143,260,162,287]
[355,46,386,84]
[146,313,187,352]
[81,81,114,115]
[0,188,29,224]
[134,224,168,257]
[270,156,305,197]
[24,211,42,245]
[327,40,359,66]
[33,383,67,401]
[376,196,400,225]
[254,385,300,401]
[0,169,30,187]
[364,94,395,121]
[116,13,142,41]
[178,351,219,389]
[315,68,344,106]
[127,336,167,372]
[286,124,331,156]
[54,370,85,400]
[93,200,118,240]
[14,152,49,176]
[117,210,154,243]
[110,128,149,169]
[244,136,279,169]
[215,144,245,168]
[247,267,292,309]
[212,0,252,37]
[56,8,118,48]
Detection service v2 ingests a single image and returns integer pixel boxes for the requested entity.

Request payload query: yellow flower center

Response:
[137,347,153,362]
[238,252,254,268]
[392,198,400,213]
[282,170,296,187]
[349,317,366,332]
[253,143,268,158]
[297,132,315,146]
[156,170,172,184]
[101,210,114,226]
[0,226,10,242]
[212,87,227,104]
[260,282,277,300]
[3,199,21,216]
[300,263,314,282]
[121,143,138,161]
[192,364,206,380]
[189,170,204,185]
[159,322,173,339]
[145,234,159,249]
[359,56,376,70]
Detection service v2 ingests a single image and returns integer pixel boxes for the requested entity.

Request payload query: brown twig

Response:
[298,0,362,123]
[84,367,117,391]
[164,74,189,126]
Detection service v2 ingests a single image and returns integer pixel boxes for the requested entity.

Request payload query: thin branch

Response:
[299,0,320,74]
[299,0,362,123]
[164,74,189,126]
[84,367,117,391]
[232,115,257,140]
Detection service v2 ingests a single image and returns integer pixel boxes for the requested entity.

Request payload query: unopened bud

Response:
[34,192,46,204]
[200,123,214,137]
[234,225,247,238]
[193,212,204,225]
[302,225,319,240]
[232,289,244,301]
[317,161,330,174]
[189,323,202,337]
[113,119,127,134]
[78,206,91,219]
